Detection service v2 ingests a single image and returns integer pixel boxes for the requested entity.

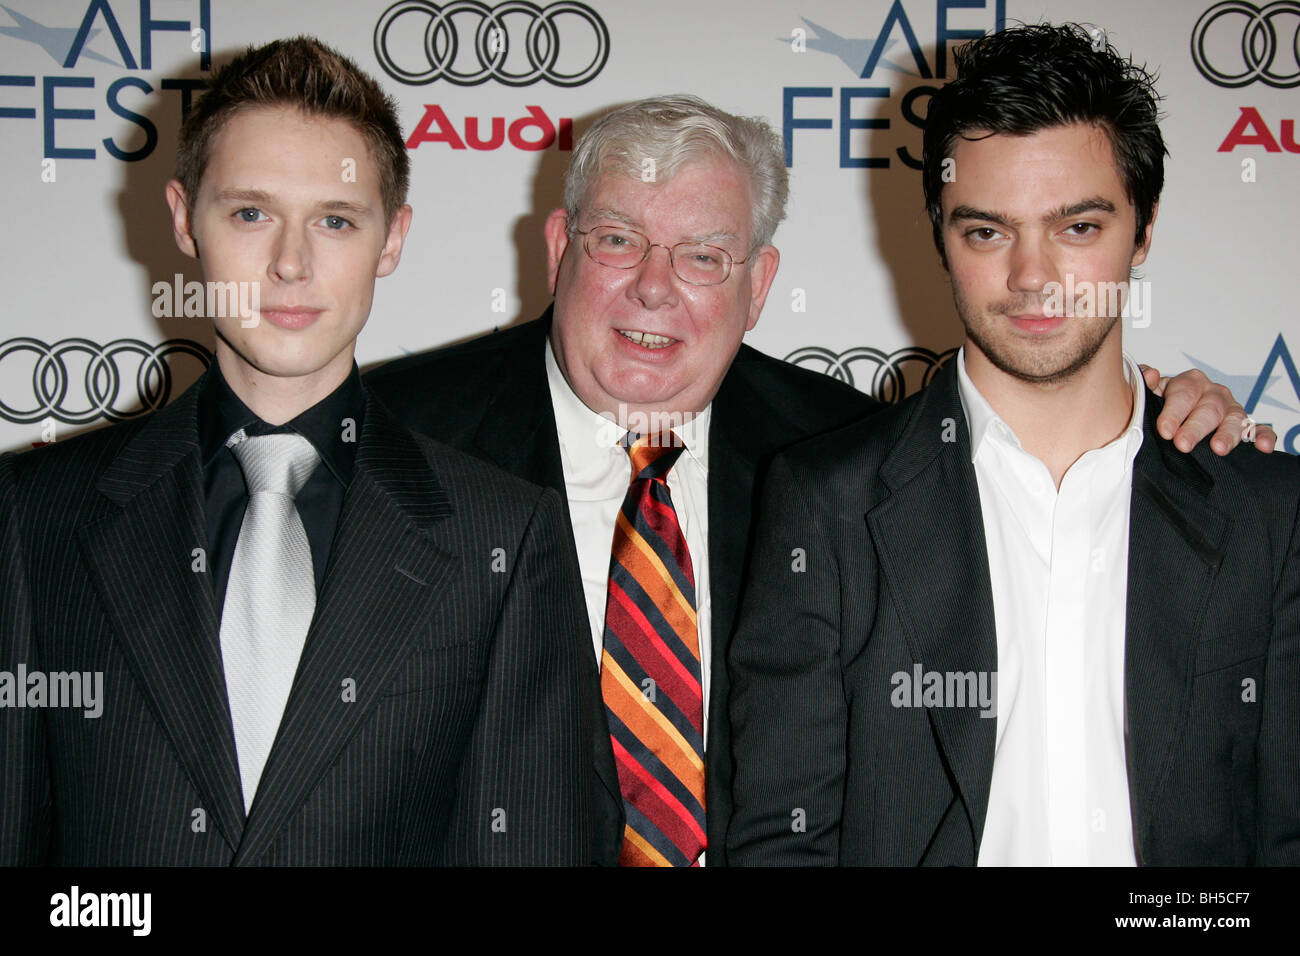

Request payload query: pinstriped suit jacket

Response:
[0,372,593,865]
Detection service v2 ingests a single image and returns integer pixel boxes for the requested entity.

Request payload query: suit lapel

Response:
[76,381,246,852]
[233,395,459,864]
[1125,397,1229,857]
[469,310,567,497]
[699,368,768,863]
[705,367,766,696]
[476,311,625,858]
[866,363,998,856]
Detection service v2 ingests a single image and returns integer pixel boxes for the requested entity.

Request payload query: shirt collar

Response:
[955,345,1145,464]
[198,360,366,485]
[544,336,710,471]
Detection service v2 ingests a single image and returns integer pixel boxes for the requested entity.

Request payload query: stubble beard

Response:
[955,286,1118,386]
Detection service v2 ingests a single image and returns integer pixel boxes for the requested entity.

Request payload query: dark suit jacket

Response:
[0,371,592,865]
[364,309,881,864]
[727,359,1300,865]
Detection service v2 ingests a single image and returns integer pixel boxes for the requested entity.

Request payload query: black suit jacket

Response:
[364,309,881,864]
[727,360,1300,865]
[0,371,592,865]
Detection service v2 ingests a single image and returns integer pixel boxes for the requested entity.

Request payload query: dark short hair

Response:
[175,36,409,222]
[922,23,1165,263]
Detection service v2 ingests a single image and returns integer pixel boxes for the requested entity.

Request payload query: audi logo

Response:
[785,345,957,405]
[374,0,610,86]
[0,338,211,425]
[1191,1,1300,88]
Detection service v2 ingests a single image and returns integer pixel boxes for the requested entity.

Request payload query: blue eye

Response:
[235,208,265,223]
[322,215,352,230]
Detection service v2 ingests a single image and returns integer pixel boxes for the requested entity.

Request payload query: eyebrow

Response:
[583,207,740,246]
[948,196,1118,228]
[213,188,276,205]
[212,189,374,217]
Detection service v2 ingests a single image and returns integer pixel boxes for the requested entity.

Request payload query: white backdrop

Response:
[0,0,1296,453]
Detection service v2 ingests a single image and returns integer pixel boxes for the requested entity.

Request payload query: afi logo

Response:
[1245,335,1300,454]
[0,1,212,162]
[782,0,1006,169]
[1189,334,1300,454]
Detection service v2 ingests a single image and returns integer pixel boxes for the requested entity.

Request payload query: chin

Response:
[985,345,1100,385]
[234,348,335,380]
[601,374,675,405]
[621,384,695,410]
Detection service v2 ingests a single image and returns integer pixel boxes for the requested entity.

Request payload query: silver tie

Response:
[219,431,321,811]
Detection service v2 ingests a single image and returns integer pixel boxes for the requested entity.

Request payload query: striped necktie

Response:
[600,431,706,867]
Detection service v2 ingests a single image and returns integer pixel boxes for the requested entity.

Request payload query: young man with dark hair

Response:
[727,23,1299,866]
[0,37,591,866]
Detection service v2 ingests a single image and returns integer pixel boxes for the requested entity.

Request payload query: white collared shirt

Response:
[543,340,713,740]
[958,347,1145,866]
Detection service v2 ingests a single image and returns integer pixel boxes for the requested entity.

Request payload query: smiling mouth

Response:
[617,329,676,350]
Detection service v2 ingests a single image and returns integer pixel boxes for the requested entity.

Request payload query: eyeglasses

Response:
[570,225,752,286]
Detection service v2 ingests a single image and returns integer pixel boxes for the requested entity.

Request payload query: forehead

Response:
[583,154,753,240]
[943,123,1130,215]
[200,105,379,199]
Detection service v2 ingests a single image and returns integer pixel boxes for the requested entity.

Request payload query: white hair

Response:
[563,94,789,248]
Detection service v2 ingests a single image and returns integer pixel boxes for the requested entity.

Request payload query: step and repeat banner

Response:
[0,0,1295,452]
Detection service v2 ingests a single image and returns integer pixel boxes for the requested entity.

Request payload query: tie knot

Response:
[621,431,685,482]
[229,432,321,498]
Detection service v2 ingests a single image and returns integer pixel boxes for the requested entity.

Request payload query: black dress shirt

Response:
[198,363,365,619]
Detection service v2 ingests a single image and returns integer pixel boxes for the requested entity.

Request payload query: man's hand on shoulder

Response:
[1142,365,1276,455]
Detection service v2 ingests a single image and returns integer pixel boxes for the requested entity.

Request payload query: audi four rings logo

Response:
[1192,1,1300,87]
[785,346,958,404]
[374,0,610,86]
[0,338,211,425]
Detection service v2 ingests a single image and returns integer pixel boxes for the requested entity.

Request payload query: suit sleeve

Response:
[727,453,847,865]
[439,486,592,865]
[0,452,53,864]
[1258,484,1300,863]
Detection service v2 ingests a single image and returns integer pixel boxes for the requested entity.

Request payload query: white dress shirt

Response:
[543,341,713,738]
[958,347,1145,866]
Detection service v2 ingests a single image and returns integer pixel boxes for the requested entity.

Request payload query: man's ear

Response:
[164,180,199,259]
[1132,200,1158,268]
[744,244,781,331]
[544,208,571,296]
[375,203,414,278]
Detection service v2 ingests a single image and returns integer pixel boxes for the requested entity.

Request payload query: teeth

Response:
[619,329,674,349]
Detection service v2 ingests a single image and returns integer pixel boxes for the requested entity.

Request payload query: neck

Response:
[215,343,353,427]
[964,335,1133,488]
